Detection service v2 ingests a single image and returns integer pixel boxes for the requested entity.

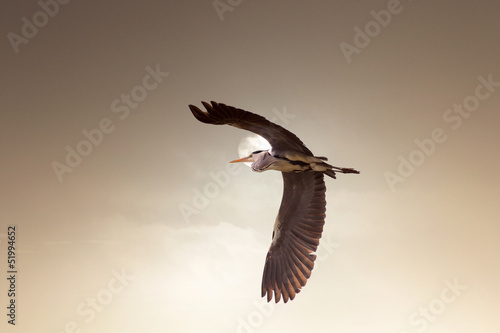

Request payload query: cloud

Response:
[162,221,266,300]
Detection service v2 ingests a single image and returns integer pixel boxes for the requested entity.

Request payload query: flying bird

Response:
[189,101,359,303]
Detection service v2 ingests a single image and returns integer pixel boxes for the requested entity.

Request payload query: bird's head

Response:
[230,150,272,171]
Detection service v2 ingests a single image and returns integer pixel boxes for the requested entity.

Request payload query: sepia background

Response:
[1,1,499,332]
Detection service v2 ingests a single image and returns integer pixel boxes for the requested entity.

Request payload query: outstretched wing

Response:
[189,101,312,155]
[262,171,326,303]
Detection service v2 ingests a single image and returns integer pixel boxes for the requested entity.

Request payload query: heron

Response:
[189,101,359,303]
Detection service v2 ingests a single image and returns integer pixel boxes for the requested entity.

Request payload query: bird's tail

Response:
[321,163,360,179]
[309,156,360,179]
[323,169,337,179]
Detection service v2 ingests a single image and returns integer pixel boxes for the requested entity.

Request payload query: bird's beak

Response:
[229,156,253,163]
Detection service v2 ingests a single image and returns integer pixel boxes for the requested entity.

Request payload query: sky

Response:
[1,1,499,332]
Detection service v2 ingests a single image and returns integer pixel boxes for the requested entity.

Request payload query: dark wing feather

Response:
[189,101,312,155]
[261,171,326,303]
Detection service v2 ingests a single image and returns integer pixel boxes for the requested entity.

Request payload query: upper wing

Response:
[261,171,327,303]
[189,101,312,155]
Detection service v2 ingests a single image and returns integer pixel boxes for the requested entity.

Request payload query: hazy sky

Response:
[1,1,499,332]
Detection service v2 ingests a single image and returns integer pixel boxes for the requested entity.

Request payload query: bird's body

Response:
[237,149,358,177]
[241,150,314,173]
[189,101,359,303]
